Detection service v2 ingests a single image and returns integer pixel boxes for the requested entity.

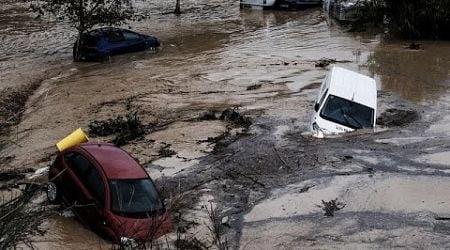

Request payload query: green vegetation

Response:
[29,0,134,59]
[357,0,450,39]
[385,0,450,39]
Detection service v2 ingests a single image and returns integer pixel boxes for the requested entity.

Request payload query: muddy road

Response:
[1,0,450,249]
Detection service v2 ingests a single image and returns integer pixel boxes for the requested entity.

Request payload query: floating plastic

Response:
[56,128,89,152]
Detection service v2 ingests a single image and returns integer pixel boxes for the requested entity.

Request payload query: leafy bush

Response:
[385,0,450,39]
[353,0,450,39]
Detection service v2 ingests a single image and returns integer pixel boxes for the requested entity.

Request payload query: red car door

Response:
[64,152,106,231]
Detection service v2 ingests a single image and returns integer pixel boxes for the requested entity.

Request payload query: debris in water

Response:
[199,110,218,121]
[88,111,145,146]
[343,155,353,161]
[61,209,75,218]
[407,42,423,50]
[314,58,351,68]
[158,144,177,157]
[0,168,35,182]
[26,166,49,183]
[246,84,262,91]
[317,198,346,217]
[377,108,419,127]
[199,108,252,128]
[299,185,315,193]
[0,82,40,134]
[220,108,252,128]
[0,186,49,249]
[435,217,450,221]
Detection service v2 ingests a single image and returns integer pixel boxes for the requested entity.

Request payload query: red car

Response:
[47,142,172,242]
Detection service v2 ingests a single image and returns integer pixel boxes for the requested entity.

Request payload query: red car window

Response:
[65,152,106,207]
[65,153,90,179]
[110,179,164,218]
[85,167,106,207]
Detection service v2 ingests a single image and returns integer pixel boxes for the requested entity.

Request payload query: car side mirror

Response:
[314,103,319,112]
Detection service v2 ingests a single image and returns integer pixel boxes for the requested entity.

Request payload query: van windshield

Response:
[320,95,374,129]
[110,179,164,218]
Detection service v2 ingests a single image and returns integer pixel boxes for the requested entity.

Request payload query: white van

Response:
[311,66,377,137]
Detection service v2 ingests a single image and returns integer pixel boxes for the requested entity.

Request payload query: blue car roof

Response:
[86,27,137,36]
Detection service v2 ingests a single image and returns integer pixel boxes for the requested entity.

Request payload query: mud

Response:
[0,82,41,133]
[0,168,34,182]
[1,0,450,249]
[376,108,420,127]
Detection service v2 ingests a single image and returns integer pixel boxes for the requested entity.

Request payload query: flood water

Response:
[1,0,450,249]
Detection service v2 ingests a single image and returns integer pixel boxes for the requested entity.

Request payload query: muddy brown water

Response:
[1,0,450,249]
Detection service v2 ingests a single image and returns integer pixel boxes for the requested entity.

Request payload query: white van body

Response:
[311,66,377,137]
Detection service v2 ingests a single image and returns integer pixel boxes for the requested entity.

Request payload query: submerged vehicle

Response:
[240,0,322,9]
[47,142,172,242]
[323,0,362,21]
[73,27,160,61]
[311,66,377,137]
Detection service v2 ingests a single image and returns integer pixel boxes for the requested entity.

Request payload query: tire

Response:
[47,181,60,204]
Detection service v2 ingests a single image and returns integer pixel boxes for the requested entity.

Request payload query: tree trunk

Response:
[73,32,83,62]
[174,0,181,15]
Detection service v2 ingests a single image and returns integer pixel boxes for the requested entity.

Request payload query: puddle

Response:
[415,151,450,166]
[321,163,364,173]
[240,219,449,250]
[376,108,419,127]
[273,125,290,141]
[34,215,111,250]
[245,173,450,222]
[427,114,450,136]
[241,173,450,249]
[147,157,200,179]
[375,136,429,146]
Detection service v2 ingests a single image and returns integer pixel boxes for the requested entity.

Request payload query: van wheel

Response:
[47,181,60,204]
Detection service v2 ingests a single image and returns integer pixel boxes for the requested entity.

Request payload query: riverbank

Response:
[1,1,450,248]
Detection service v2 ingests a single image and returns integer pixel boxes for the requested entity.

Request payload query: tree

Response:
[29,0,134,60]
[174,0,181,15]
[383,0,450,39]
[355,0,450,39]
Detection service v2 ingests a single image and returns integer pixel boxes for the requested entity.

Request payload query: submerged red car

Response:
[47,142,172,242]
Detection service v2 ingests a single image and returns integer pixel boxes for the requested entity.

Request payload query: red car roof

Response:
[80,143,148,180]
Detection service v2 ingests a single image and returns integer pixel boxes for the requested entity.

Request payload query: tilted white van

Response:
[311,66,377,137]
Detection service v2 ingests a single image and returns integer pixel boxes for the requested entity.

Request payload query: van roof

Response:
[327,66,377,109]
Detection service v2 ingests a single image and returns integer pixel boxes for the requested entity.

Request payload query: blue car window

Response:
[107,30,124,42]
[123,31,141,41]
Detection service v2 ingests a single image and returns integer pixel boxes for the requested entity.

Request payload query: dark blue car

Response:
[73,27,160,61]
